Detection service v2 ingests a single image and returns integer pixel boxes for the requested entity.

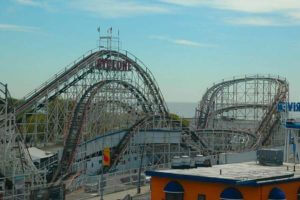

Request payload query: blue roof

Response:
[220,187,243,199]
[286,122,300,129]
[268,188,286,200]
[164,181,184,193]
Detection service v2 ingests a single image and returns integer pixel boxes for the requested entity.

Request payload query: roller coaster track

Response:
[9,48,169,182]
[257,85,287,146]
[107,115,155,173]
[13,48,289,185]
[54,98,206,181]
[195,128,257,148]
[170,120,207,150]
[55,100,207,179]
[196,129,257,140]
[52,79,156,182]
[210,104,268,116]
[9,48,173,183]
[196,75,288,147]
[15,49,168,116]
[106,114,207,173]
[15,51,98,115]
[197,76,286,128]
[0,82,44,188]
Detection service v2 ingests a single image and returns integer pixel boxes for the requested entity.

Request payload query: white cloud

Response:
[149,35,214,47]
[160,0,300,26]
[15,0,40,6]
[160,0,204,7]
[160,0,300,13]
[215,0,300,13]
[173,39,203,47]
[14,0,169,17]
[70,0,170,18]
[14,0,56,11]
[288,12,300,20]
[211,0,300,14]
[226,17,281,26]
[0,24,40,32]
[15,0,48,7]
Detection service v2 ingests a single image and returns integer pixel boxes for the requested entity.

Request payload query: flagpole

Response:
[97,27,101,50]
[118,29,120,52]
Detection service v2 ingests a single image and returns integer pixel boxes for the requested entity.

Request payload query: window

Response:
[220,187,243,200]
[268,187,286,200]
[166,193,184,200]
[164,181,184,200]
[198,194,206,200]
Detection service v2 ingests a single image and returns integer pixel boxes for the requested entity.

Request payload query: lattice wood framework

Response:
[195,75,289,149]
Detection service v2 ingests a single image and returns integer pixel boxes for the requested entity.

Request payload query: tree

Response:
[169,113,190,127]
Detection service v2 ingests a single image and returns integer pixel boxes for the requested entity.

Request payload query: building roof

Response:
[145,162,300,186]
[28,147,54,161]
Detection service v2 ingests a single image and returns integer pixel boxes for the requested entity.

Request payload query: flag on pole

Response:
[107,27,112,34]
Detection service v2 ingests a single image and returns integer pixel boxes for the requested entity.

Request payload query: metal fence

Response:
[65,163,169,196]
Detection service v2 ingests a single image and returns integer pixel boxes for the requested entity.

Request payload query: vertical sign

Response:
[102,147,110,166]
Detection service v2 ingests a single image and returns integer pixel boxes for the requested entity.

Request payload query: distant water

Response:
[166,102,198,118]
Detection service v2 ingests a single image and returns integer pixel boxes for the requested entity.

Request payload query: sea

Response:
[167,102,198,118]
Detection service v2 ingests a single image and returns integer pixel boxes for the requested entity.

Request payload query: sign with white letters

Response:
[277,102,300,112]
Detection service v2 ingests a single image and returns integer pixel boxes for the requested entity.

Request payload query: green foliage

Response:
[13,96,76,143]
[8,97,25,107]
[169,113,190,127]
[25,113,47,133]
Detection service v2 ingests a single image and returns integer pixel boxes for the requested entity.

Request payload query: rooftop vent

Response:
[257,149,283,166]
[171,156,194,169]
[195,155,211,167]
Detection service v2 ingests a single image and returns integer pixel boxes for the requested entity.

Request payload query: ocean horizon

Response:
[166,102,198,118]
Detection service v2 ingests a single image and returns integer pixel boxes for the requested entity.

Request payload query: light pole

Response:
[100,164,104,200]
[137,138,146,194]
[99,135,106,200]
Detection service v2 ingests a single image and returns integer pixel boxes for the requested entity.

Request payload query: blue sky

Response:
[0,0,300,103]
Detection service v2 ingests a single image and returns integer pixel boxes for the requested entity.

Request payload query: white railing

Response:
[210,74,288,88]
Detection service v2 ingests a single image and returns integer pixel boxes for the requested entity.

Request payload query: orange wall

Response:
[150,177,300,200]
[260,182,300,200]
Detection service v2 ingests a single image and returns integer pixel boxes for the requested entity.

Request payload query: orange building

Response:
[146,162,300,200]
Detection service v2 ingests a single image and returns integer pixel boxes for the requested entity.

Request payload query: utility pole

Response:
[99,135,105,200]
[137,140,146,194]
